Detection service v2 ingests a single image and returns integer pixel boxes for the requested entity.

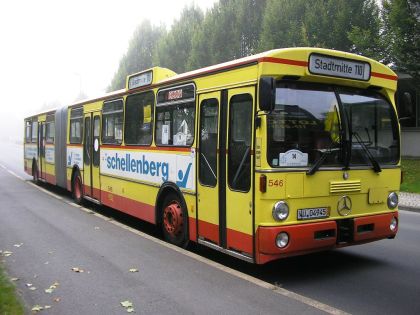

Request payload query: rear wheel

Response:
[72,171,83,205]
[32,161,39,184]
[161,193,189,248]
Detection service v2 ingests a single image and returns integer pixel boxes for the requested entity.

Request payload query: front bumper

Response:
[255,212,398,264]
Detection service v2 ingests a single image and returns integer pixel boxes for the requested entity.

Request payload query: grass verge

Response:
[401,159,420,193]
[0,264,24,315]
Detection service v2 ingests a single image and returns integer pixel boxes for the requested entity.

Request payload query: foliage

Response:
[401,159,420,193]
[107,21,165,91]
[154,5,204,73]
[383,0,420,83]
[108,0,419,93]
[0,265,24,315]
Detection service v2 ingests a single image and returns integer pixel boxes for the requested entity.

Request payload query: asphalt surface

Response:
[1,141,420,314]
[0,142,330,314]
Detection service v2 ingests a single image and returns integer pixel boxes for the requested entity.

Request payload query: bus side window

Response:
[31,120,38,143]
[125,91,154,145]
[70,107,83,144]
[102,99,124,145]
[156,103,195,146]
[25,120,32,143]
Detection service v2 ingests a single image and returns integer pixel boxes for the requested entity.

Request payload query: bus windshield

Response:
[267,82,399,169]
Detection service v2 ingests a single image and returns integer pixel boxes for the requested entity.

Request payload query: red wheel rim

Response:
[163,201,183,237]
[74,176,82,200]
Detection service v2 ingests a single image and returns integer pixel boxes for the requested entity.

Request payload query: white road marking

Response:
[3,165,349,315]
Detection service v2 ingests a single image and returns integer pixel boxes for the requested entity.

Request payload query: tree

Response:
[107,20,165,91]
[259,0,382,53]
[154,5,204,73]
[188,0,267,69]
[382,0,420,81]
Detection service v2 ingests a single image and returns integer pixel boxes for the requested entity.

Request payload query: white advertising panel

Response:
[24,144,37,160]
[45,145,55,164]
[67,146,83,170]
[100,148,195,191]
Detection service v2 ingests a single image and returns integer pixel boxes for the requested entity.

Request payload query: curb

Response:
[399,205,420,213]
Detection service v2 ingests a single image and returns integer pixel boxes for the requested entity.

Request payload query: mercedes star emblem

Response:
[337,195,352,216]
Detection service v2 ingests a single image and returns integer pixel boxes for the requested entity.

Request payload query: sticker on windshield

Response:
[279,150,308,167]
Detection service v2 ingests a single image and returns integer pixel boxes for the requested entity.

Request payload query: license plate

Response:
[297,207,329,220]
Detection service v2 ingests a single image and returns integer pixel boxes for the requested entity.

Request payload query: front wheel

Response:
[161,193,189,248]
[71,171,83,205]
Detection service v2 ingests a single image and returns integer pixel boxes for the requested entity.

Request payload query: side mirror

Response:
[259,77,275,111]
[398,92,414,122]
[402,92,413,115]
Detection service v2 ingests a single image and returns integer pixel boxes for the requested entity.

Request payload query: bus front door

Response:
[197,87,254,258]
[197,92,221,245]
[83,112,101,201]
[38,122,47,180]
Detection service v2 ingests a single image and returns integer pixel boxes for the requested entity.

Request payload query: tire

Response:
[32,161,39,184]
[161,193,189,248]
[71,171,83,205]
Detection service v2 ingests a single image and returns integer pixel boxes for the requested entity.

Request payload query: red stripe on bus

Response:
[226,228,253,255]
[189,217,197,242]
[67,144,83,148]
[101,191,156,224]
[198,220,220,244]
[371,72,398,81]
[259,57,308,67]
[44,173,56,185]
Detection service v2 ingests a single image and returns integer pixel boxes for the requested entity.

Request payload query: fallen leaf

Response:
[3,251,13,257]
[31,305,43,312]
[10,277,19,281]
[26,283,33,287]
[45,282,59,294]
[48,251,54,255]
[13,243,24,248]
[129,268,139,273]
[44,261,49,265]
[120,300,133,308]
[44,305,52,309]
[94,226,100,230]
[53,297,61,302]
[29,287,37,291]
[71,267,84,273]
[127,307,135,313]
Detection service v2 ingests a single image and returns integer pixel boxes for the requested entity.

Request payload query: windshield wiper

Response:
[307,147,340,175]
[352,131,381,173]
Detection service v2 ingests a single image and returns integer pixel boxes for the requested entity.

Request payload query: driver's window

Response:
[228,94,252,192]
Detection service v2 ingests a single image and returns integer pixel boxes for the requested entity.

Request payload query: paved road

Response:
[2,141,420,314]
[0,158,328,314]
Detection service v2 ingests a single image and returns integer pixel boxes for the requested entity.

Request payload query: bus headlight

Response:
[387,192,399,209]
[276,232,289,248]
[390,217,398,232]
[272,201,289,221]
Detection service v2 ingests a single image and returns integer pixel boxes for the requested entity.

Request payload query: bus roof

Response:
[31,47,398,114]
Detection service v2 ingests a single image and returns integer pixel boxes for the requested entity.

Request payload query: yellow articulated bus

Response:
[24,48,401,264]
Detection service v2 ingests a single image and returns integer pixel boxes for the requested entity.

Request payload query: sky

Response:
[0,0,216,141]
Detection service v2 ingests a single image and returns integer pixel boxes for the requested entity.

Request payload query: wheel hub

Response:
[163,202,183,237]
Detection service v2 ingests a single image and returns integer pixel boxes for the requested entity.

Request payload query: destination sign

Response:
[309,54,370,81]
[128,70,153,90]
[157,83,195,106]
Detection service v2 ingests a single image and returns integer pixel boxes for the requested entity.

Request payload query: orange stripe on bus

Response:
[371,71,398,81]
[259,57,308,67]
